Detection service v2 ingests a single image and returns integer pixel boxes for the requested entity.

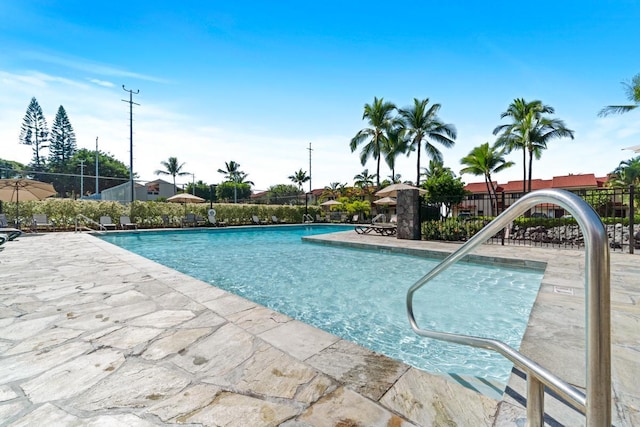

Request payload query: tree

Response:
[494,98,574,193]
[608,156,640,187]
[599,73,640,116]
[398,98,457,187]
[350,97,397,187]
[288,169,310,191]
[460,142,514,216]
[322,182,346,200]
[19,97,49,169]
[0,159,26,178]
[155,157,190,192]
[383,125,410,181]
[217,161,253,203]
[48,106,77,167]
[420,159,452,182]
[423,168,467,219]
[185,180,214,200]
[353,169,377,190]
[267,184,302,204]
[216,182,251,202]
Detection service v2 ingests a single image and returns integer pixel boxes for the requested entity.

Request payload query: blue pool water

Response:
[99,225,543,383]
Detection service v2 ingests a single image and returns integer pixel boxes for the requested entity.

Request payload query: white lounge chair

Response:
[99,216,117,230]
[32,214,54,231]
[119,216,138,230]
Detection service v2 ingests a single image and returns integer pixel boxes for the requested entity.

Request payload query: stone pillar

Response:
[396,189,420,240]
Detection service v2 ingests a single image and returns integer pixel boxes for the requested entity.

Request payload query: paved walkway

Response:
[0,230,637,426]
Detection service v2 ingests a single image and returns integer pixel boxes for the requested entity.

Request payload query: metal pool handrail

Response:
[406,189,610,427]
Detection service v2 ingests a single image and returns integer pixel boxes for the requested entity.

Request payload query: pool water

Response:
[99,225,543,383]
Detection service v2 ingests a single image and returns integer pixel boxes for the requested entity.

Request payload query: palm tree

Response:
[350,97,397,187]
[494,99,574,193]
[398,98,457,187]
[599,73,640,116]
[218,161,253,203]
[288,169,310,191]
[353,169,377,190]
[608,156,640,187]
[460,142,514,216]
[154,157,190,192]
[322,182,345,200]
[383,125,410,181]
[420,159,452,183]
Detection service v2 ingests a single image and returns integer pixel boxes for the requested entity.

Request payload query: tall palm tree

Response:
[383,125,411,181]
[322,182,345,200]
[398,98,457,187]
[460,142,514,216]
[599,73,640,116]
[288,169,310,191]
[218,160,253,203]
[154,156,190,192]
[494,99,574,193]
[350,97,397,187]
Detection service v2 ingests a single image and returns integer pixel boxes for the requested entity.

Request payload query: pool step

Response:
[446,373,505,400]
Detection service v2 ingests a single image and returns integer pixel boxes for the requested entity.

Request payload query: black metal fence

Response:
[421,186,637,253]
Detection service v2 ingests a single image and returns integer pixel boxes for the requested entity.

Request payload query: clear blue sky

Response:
[1,1,639,191]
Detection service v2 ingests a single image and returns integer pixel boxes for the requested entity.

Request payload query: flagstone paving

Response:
[0,230,637,426]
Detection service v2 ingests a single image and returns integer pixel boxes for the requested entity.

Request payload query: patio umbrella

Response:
[166,193,205,203]
[375,183,427,197]
[373,196,397,206]
[320,199,342,207]
[0,178,57,226]
[167,193,205,215]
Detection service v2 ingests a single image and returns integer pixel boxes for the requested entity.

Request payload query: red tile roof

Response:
[464,174,609,194]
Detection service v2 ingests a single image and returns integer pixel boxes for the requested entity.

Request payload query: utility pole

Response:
[122,85,140,203]
[192,173,195,195]
[79,159,85,199]
[95,136,99,195]
[307,142,313,194]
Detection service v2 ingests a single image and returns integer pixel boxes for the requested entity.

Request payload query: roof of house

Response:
[464,173,609,193]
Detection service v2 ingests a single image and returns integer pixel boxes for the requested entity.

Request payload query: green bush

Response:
[0,199,325,230]
[421,218,485,241]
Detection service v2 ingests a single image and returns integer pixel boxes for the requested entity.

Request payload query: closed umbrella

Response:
[0,178,57,227]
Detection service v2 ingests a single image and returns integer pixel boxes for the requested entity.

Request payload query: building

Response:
[459,174,610,217]
[100,179,177,203]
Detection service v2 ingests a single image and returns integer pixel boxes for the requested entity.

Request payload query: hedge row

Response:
[0,199,325,230]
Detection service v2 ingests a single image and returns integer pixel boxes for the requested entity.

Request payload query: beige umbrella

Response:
[167,193,205,216]
[0,178,57,226]
[167,193,205,203]
[375,183,427,197]
[373,196,397,205]
[320,199,342,207]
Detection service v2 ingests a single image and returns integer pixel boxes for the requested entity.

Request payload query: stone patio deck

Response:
[0,229,637,426]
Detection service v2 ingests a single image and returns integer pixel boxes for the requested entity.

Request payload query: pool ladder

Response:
[407,189,611,427]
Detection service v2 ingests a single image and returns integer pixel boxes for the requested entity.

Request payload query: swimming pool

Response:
[99,225,543,384]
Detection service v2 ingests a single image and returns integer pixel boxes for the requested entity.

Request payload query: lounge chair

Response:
[0,233,8,246]
[0,228,22,241]
[32,214,54,232]
[119,216,138,230]
[272,215,287,224]
[182,213,205,227]
[99,216,117,230]
[354,223,397,236]
[252,215,267,225]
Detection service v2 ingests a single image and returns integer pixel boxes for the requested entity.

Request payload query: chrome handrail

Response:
[75,214,107,232]
[407,189,610,426]
[303,214,313,223]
